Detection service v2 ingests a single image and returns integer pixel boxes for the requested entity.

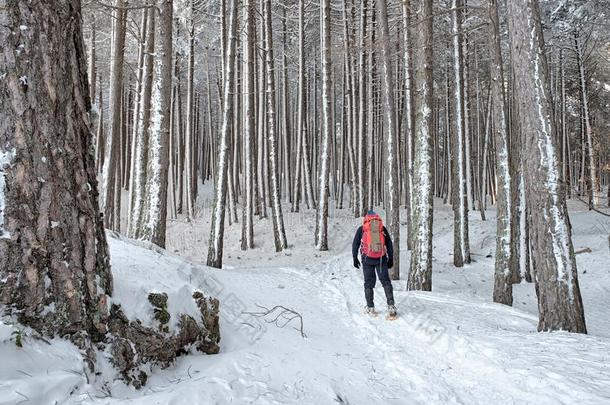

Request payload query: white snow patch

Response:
[0,147,16,238]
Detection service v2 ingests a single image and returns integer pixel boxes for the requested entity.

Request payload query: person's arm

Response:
[352,226,363,258]
[383,227,393,260]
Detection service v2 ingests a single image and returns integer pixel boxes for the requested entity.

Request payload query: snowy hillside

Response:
[1,199,609,404]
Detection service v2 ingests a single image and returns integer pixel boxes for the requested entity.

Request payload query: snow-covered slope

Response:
[1,198,609,404]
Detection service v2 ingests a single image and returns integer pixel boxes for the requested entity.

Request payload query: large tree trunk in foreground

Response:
[407,0,434,291]
[0,0,112,340]
[507,0,587,333]
[0,1,221,384]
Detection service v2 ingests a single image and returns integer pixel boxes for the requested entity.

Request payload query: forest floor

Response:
[1,187,610,404]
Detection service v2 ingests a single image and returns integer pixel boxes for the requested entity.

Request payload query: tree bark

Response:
[507,0,587,333]
[407,0,434,292]
[402,0,414,250]
[377,0,400,279]
[0,0,112,340]
[141,0,173,247]
[451,0,471,267]
[101,0,128,231]
[128,4,156,236]
[207,0,238,268]
[315,0,333,250]
[241,0,255,250]
[488,0,513,306]
[263,0,288,251]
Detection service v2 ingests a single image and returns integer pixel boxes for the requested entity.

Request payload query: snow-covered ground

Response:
[1,192,610,404]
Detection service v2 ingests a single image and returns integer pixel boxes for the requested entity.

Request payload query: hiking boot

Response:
[387,305,397,317]
[366,307,377,317]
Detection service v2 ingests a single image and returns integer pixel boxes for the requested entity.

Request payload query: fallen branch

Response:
[243,304,307,338]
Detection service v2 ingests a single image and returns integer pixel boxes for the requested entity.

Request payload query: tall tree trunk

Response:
[356,0,368,217]
[101,0,128,230]
[127,7,148,220]
[342,0,357,213]
[0,0,112,340]
[451,0,471,267]
[315,0,333,251]
[507,0,586,333]
[241,0,255,250]
[141,0,173,247]
[88,22,97,105]
[128,4,156,237]
[263,0,288,251]
[407,0,434,291]
[292,0,306,213]
[207,0,238,268]
[377,0,400,279]
[574,32,598,208]
[402,0,414,250]
[281,4,291,204]
[488,0,513,306]
[184,6,196,219]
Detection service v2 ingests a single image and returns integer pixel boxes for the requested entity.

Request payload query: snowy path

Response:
[2,201,610,404]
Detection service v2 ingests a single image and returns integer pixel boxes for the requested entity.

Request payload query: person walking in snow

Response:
[352,211,397,318]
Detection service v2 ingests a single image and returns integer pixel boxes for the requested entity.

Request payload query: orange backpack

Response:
[361,213,386,259]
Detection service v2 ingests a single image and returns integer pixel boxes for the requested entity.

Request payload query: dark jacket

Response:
[352,225,393,265]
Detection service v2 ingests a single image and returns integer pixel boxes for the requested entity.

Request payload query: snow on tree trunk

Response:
[263,0,288,252]
[241,0,255,250]
[141,0,173,248]
[451,0,471,267]
[377,0,400,279]
[315,0,333,251]
[207,0,238,268]
[356,0,369,217]
[488,0,513,306]
[127,7,148,219]
[407,0,434,292]
[342,0,358,215]
[402,0,414,250]
[507,0,587,333]
[291,0,305,214]
[128,5,156,237]
[183,6,196,220]
[100,0,128,231]
[0,0,113,339]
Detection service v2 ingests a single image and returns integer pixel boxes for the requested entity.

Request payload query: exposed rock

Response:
[103,290,221,388]
[193,291,221,349]
[147,292,168,309]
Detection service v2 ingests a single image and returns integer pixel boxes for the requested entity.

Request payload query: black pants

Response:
[363,262,391,288]
[363,262,394,307]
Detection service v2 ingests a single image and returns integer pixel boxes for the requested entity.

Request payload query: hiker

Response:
[352,211,396,318]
